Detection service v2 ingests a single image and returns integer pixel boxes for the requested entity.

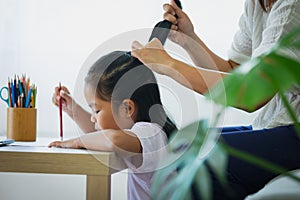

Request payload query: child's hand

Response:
[52,85,75,117]
[48,138,83,149]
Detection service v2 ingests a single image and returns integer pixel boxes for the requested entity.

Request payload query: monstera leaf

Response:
[151,120,227,200]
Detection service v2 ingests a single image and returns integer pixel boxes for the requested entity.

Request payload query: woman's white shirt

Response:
[228,0,300,129]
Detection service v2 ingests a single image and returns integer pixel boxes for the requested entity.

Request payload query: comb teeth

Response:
[148,20,172,45]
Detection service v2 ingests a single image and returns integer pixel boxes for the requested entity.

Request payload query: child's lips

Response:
[95,124,101,130]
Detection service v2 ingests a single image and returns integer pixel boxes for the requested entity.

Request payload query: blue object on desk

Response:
[0,139,15,147]
[0,86,10,107]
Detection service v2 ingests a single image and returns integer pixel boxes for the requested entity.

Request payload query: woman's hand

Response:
[131,38,176,75]
[48,138,82,149]
[52,85,76,117]
[163,0,196,47]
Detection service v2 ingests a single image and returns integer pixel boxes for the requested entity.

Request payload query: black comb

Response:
[128,0,182,56]
[148,0,182,45]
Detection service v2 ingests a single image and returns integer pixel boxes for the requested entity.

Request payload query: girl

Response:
[49,51,177,200]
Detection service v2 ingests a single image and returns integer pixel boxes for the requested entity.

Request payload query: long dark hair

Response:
[85,51,177,138]
[259,0,277,12]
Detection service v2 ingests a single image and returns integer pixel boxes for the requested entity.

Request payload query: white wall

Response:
[0,0,257,200]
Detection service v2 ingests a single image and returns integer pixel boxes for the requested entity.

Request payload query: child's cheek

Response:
[97,117,107,130]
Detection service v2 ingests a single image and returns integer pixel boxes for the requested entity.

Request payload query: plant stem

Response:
[197,106,225,159]
[278,89,300,139]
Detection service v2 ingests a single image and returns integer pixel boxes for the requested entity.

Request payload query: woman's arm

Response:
[131,38,226,94]
[131,39,267,112]
[163,57,227,94]
[182,32,240,72]
[163,0,239,72]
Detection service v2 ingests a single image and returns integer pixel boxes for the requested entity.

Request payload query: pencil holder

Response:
[6,108,37,141]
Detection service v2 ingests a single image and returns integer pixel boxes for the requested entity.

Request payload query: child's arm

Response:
[48,130,142,155]
[70,102,96,133]
[52,85,96,133]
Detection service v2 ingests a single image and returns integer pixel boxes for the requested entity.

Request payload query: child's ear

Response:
[120,99,136,118]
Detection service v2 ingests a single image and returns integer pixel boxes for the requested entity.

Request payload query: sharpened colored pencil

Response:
[59,82,63,141]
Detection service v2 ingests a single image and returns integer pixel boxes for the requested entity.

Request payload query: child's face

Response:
[84,83,133,130]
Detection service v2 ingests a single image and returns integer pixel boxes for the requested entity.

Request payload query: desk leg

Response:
[86,175,111,200]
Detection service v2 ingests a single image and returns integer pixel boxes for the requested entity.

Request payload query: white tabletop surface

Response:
[0,137,112,155]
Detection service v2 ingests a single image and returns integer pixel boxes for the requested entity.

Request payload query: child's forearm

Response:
[79,130,142,155]
[48,131,112,149]
[77,131,114,151]
[70,103,96,133]
[49,130,142,159]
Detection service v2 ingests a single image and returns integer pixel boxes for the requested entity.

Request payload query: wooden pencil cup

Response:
[6,108,37,141]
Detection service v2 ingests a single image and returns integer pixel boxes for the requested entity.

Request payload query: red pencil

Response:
[59,82,63,141]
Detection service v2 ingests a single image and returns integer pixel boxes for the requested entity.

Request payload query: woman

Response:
[131,0,300,199]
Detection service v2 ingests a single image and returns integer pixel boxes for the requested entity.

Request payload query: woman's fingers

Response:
[163,4,177,23]
[170,0,182,12]
[131,40,143,50]
[131,38,163,57]
[163,3,175,14]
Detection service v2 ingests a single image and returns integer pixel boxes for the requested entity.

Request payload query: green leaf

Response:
[268,53,300,87]
[151,154,182,198]
[277,27,300,48]
[168,158,204,200]
[193,165,212,200]
[290,41,300,49]
[151,120,228,200]
[151,121,207,200]
[206,57,278,111]
[206,43,300,111]
[207,144,228,186]
[168,120,208,153]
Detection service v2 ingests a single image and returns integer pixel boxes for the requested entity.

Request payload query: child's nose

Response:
[90,114,96,123]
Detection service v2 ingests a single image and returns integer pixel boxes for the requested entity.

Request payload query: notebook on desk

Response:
[0,139,14,147]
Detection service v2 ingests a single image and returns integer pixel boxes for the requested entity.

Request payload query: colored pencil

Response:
[25,86,32,108]
[11,79,16,107]
[8,78,12,107]
[59,82,63,141]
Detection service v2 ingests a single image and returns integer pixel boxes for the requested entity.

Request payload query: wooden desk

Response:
[0,138,125,200]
